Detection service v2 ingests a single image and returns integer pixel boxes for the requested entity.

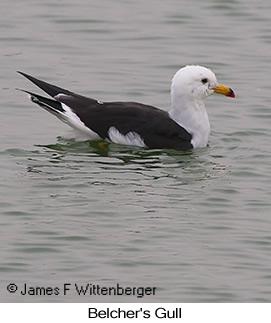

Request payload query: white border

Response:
[1,303,270,322]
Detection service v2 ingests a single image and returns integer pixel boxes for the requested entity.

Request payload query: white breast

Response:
[169,101,210,149]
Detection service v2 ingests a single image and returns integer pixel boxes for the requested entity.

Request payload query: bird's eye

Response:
[201,78,208,84]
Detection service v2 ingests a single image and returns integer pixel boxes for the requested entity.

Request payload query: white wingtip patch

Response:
[108,126,146,147]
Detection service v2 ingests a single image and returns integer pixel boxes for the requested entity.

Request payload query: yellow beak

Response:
[213,83,235,98]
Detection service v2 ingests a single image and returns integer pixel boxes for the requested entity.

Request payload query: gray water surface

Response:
[1,0,271,302]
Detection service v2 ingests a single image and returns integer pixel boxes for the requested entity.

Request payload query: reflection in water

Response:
[32,136,227,186]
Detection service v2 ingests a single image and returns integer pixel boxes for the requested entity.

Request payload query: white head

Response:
[169,65,235,148]
[171,65,235,103]
[171,65,216,102]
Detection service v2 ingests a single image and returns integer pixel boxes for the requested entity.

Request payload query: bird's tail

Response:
[17,89,65,118]
[17,71,72,98]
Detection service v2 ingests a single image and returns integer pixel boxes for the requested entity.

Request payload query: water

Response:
[1,0,271,302]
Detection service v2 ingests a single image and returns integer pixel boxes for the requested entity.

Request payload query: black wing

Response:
[18,72,193,149]
[60,99,193,149]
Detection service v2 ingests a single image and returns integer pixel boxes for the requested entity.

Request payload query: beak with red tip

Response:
[213,83,235,98]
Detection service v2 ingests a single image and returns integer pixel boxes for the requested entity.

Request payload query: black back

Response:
[57,95,193,149]
[19,72,193,149]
